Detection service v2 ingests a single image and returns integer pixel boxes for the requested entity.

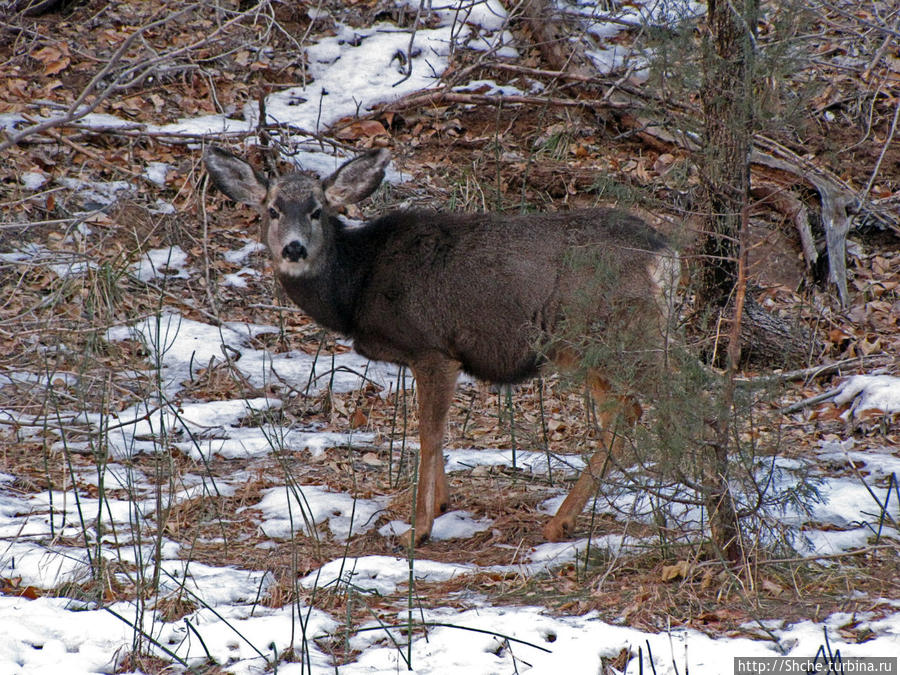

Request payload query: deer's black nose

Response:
[282,241,308,262]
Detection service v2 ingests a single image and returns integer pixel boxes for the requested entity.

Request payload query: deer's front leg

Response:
[402,356,459,546]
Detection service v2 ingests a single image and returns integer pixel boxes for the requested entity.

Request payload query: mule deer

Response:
[204,146,679,545]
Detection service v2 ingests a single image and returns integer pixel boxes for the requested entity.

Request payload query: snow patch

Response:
[131,245,189,281]
[254,484,389,541]
[223,240,266,264]
[301,555,475,595]
[380,510,494,541]
[143,161,170,186]
[21,171,49,189]
[834,375,900,418]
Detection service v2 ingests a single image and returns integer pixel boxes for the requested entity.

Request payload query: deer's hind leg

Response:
[543,369,642,542]
[402,355,459,546]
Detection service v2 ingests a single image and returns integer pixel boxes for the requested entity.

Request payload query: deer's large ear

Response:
[322,148,390,208]
[204,146,269,206]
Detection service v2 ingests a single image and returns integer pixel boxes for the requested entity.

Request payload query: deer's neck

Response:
[275,219,376,336]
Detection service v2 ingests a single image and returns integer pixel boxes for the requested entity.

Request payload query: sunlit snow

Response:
[131,245,190,282]
[1,1,898,673]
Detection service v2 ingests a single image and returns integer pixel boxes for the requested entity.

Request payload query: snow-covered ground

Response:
[2,2,898,673]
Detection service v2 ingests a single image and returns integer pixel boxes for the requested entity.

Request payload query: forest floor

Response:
[1,1,898,673]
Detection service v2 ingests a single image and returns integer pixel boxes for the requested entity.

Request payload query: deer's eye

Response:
[268,207,279,219]
[310,207,322,220]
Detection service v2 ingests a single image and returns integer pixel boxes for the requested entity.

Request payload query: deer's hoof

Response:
[398,526,430,549]
[542,516,574,542]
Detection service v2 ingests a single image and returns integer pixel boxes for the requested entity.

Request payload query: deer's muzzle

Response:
[282,241,308,262]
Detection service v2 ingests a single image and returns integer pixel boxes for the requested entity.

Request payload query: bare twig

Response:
[862,95,900,201]
[378,87,631,114]
[0,3,258,151]
[739,353,896,386]
[393,0,425,87]
[751,144,855,306]
[696,542,899,568]
[780,387,843,414]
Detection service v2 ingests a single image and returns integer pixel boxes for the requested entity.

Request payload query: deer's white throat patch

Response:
[276,259,318,278]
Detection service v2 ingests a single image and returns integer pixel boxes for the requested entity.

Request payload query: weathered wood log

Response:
[739,296,823,368]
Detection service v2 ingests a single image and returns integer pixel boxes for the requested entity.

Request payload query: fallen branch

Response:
[751,144,853,306]
[740,353,895,386]
[487,61,607,84]
[750,184,817,270]
[378,87,632,115]
[612,113,897,306]
[780,387,843,414]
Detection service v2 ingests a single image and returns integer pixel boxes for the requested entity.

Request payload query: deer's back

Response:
[339,207,675,384]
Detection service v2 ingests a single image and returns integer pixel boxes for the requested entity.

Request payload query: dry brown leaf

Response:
[1,577,42,599]
[571,144,590,158]
[32,45,70,75]
[331,398,348,416]
[761,578,784,596]
[867,300,893,312]
[472,464,491,477]
[361,451,382,466]
[660,560,691,581]
[696,608,744,624]
[547,418,567,432]
[653,152,675,173]
[335,120,388,140]
[350,407,368,428]
[858,337,882,355]
[6,79,29,98]
[828,327,851,344]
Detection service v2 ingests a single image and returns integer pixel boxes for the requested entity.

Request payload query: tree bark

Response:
[739,296,821,367]
[698,0,753,307]
[698,0,760,564]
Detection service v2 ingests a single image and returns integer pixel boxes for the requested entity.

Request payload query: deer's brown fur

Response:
[204,147,679,545]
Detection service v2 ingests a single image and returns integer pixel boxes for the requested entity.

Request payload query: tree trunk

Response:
[698,0,754,307]
[698,0,760,564]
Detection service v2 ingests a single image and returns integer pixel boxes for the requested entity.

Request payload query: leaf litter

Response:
[0,0,898,673]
